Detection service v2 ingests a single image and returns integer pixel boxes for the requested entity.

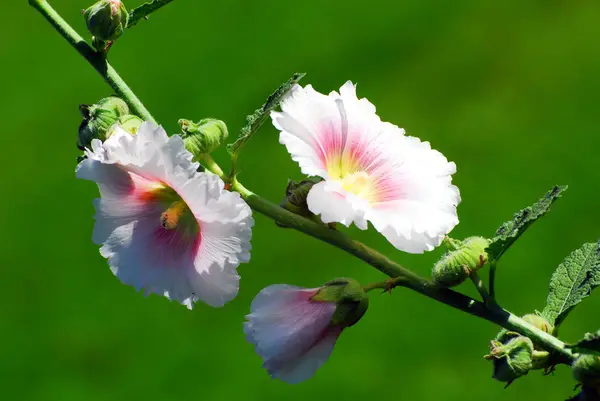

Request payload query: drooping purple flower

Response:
[244,280,368,384]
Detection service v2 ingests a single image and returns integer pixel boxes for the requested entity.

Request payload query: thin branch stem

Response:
[199,155,225,178]
[489,261,498,300]
[470,271,492,304]
[128,0,176,28]
[28,0,155,123]
[363,276,409,292]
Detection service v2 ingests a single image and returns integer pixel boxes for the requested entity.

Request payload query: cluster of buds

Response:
[486,314,556,386]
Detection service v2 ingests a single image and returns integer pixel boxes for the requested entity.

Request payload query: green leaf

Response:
[227,73,305,159]
[486,185,567,263]
[568,330,600,356]
[541,241,600,326]
[128,0,175,28]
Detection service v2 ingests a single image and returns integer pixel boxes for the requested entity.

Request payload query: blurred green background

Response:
[3,0,600,400]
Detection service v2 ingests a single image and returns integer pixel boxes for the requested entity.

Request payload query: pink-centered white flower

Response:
[271,82,460,253]
[244,285,343,384]
[76,122,253,308]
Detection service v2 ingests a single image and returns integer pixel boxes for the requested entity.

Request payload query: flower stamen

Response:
[160,200,190,230]
[339,171,374,200]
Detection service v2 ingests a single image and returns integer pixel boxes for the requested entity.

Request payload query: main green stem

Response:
[28,0,155,123]
[30,0,574,364]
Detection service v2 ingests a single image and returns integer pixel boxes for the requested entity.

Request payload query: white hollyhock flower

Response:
[76,122,253,308]
[244,285,343,384]
[271,81,460,253]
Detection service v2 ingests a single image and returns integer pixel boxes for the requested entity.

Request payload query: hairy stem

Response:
[470,271,492,304]
[128,0,176,28]
[489,261,498,300]
[28,0,155,123]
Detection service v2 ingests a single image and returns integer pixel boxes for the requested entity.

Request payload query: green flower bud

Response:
[84,0,129,42]
[486,335,534,384]
[277,177,321,222]
[179,118,228,156]
[493,320,553,371]
[78,97,129,148]
[522,313,554,335]
[117,114,143,134]
[311,278,369,328]
[573,354,600,386]
[432,236,491,287]
[98,96,129,115]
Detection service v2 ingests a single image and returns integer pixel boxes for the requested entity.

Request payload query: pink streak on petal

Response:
[318,123,344,167]
[371,176,405,203]
[149,225,201,268]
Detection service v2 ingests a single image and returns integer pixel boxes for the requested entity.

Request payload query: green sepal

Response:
[486,335,534,384]
[311,278,369,328]
[487,185,567,263]
[116,114,143,134]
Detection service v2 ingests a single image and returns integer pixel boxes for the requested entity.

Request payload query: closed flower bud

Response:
[493,322,552,371]
[179,118,228,157]
[573,354,600,386]
[432,236,491,287]
[522,313,554,335]
[84,0,129,42]
[244,278,368,384]
[277,178,322,227]
[486,335,534,384]
[106,114,143,137]
[78,97,129,148]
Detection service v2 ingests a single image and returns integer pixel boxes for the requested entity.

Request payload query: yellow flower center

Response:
[141,183,198,233]
[327,154,374,201]
[339,172,374,200]
[160,200,190,230]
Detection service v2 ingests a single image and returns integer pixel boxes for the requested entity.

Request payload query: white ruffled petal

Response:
[272,82,382,180]
[76,122,253,308]
[306,181,368,229]
[365,135,460,253]
[273,82,460,253]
